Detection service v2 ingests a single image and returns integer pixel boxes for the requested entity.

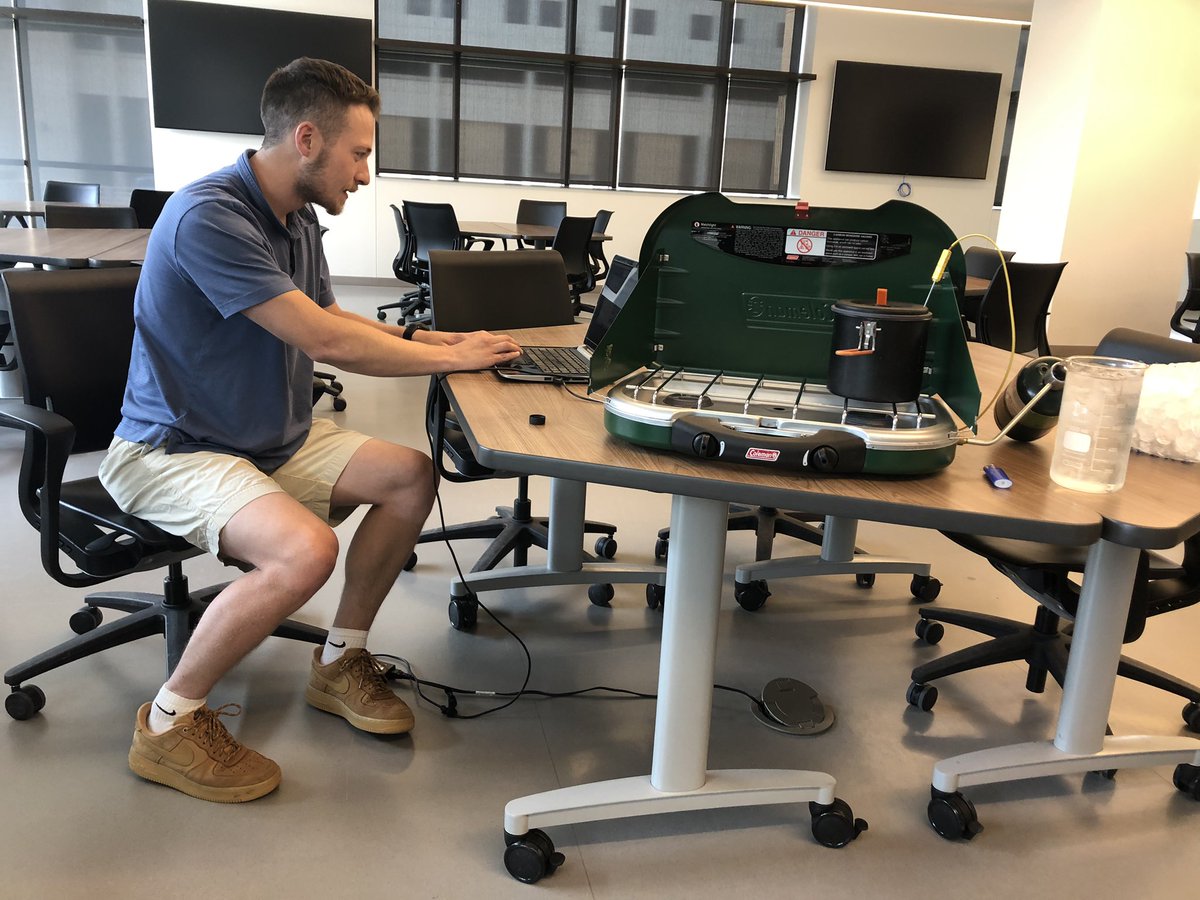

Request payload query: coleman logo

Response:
[746,447,780,462]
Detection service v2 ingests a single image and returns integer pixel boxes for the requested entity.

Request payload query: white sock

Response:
[320,627,369,666]
[147,686,206,735]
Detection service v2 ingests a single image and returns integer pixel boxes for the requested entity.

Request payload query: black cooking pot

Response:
[827,298,933,404]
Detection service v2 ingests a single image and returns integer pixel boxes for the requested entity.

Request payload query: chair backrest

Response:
[516,199,566,227]
[390,203,419,283]
[43,180,100,205]
[44,203,139,229]
[976,260,1067,356]
[428,249,575,332]
[1169,251,1200,342]
[4,267,139,453]
[963,246,1015,280]
[403,200,463,268]
[128,189,173,229]
[552,215,598,283]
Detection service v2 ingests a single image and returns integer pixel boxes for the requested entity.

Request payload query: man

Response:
[99,58,521,803]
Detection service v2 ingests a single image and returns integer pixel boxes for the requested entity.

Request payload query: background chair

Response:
[906,327,1200,731]
[974,260,1067,356]
[403,200,468,311]
[376,203,428,324]
[515,199,566,249]
[128,188,173,229]
[551,214,598,315]
[0,267,325,720]
[1169,251,1200,343]
[44,203,138,229]
[588,209,614,282]
[42,180,100,205]
[960,246,1015,326]
[416,249,631,630]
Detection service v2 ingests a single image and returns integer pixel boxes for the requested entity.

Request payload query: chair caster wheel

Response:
[503,829,564,884]
[5,685,46,720]
[588,583,614,607]
[448,596,477,631]
[403,552,417,571]
[69,605,103,634]
[928,787,982,840]
[1173,763,1200,800]
[915,618,944,644]
[906,681,938,711]
[594,536,617,559]
[809,799,867,848]
[377,311,387,321]
[734,579,770,611]
[910,575,942,602]
[332,397,347,412]
[855,573,876,588]
[1089,768,1118,781]
[646,583,665,610]
[1183,701,1200,734]
[653,537,668,562]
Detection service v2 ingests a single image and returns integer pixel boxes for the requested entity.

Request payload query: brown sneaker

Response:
[306,648,415,735]
[128,702,281,803]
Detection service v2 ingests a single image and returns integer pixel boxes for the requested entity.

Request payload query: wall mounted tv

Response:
[147,0,373,136]
[824,61,1002,180]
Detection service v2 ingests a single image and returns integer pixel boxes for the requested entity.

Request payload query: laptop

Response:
[496,255,639,383]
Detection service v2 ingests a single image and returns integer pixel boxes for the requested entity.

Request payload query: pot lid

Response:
[834,298,932,319]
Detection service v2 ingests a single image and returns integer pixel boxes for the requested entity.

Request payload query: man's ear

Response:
[294,121,320,160]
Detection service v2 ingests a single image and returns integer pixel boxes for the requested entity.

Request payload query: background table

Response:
[0,228,149,268]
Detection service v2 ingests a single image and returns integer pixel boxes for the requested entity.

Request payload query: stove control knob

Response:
[809,445,840,473]
[692,433,720,458]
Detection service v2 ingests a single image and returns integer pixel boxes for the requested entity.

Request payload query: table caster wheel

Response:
[503,829,564,884]
[734,579,770,611]
[5,685,45,720]
[594,536,617,559]
[69,605,103,635]
[646,583,665,610]
[448,596,477,631]
[1173,763,1200,800]
[855,573,876,589]
[906,681,938,711]
[809,799,868,848]
[588,583,614,607]
[928,787,982,840]
[1183,701,1200,734]
[910,574,942,602]
[914,618,944,645]
[403,552,417,572]
[654,537,668,562]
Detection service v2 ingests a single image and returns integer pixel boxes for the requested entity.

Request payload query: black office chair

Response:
[551,214,598,315]
[907,328,1200,733]
[1169,251,1200,343]
[44,203,139,229]
[0,267,326,720]
[589,209,614,282]
[310,224,347,411]
[128,188,173,229]
[43,180,100,205]
[959,246,1014,328]
[415,249,617,630]
[515,199,566,249]
[974,260,1067,356]
[376,203,428,324]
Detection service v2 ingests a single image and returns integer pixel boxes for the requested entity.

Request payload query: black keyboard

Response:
[517,347,588,376]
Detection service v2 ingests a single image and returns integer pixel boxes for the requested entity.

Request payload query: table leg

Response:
[503,495,849,875]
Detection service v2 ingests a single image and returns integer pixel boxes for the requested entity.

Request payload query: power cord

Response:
[560,382,603,403]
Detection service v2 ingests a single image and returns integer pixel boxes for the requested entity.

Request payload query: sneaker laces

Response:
[339,651,395,701]
[188,703,245,764]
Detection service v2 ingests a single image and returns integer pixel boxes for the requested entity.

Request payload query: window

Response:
[376,0,809,195]
[0,1,152,204]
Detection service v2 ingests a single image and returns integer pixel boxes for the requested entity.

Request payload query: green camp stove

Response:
[590,193,981,476]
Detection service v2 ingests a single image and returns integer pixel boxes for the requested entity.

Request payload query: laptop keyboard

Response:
[518,347,588,376]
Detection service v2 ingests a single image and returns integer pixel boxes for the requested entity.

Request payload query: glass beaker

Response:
[1049,356,1147,493]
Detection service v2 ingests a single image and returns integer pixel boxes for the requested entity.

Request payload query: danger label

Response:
[786,228,878,261]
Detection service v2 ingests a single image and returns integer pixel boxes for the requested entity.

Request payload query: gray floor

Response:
[2,283,1197,898]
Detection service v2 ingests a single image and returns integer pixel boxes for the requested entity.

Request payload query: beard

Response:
[296,149,347,215]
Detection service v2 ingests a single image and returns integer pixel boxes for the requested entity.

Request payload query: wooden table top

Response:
[0,227,150,267]
[444,327,1200,550]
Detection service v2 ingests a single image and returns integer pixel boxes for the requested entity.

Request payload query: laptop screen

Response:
[584,256,638,351]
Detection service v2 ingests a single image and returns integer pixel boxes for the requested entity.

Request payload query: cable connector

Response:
[931,248,952,284]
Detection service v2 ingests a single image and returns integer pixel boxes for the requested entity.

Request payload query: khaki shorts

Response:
[98,418,373,557]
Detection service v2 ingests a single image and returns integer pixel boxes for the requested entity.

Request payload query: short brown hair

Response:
[260,57,380,147]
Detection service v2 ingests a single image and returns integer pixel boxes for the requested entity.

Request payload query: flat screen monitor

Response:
[147,0,373,136]
[824,61,1002,180]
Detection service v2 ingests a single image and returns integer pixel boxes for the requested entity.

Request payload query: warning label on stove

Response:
[691,221,905,267]
[785,228,878,261]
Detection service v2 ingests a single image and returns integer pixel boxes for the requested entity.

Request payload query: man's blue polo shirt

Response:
[115,151,335,472]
